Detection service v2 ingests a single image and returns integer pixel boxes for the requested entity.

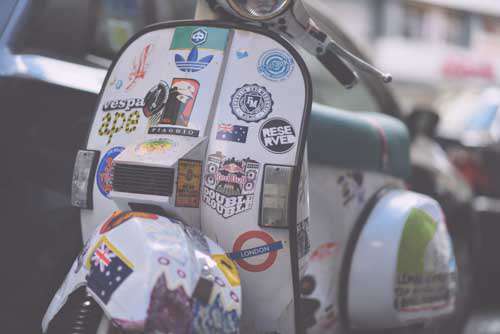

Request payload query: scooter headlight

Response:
[227,0,292,21]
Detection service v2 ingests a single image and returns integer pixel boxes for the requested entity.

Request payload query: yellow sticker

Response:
[212,254,240,287]
[176,159,202,208]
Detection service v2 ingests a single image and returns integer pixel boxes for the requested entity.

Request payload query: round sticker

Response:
[258,49,294,81]
[230,84,273,123]
[229,230,284,272]
[259,118,296,154]
[143,81,169,118]
[96,146,125,197]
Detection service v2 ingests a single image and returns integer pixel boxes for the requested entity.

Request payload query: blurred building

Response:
[327,0,500,109]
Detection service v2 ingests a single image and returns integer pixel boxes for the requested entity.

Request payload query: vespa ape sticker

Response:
[203,152,260,218]
[259,118,296,153]
[96,146,125,198]
[394,208,456,313]
[230,84,274,123]
[258,49,295,81]
[145,79,201,137]
[98,98,142,145]
[229,230,284,272]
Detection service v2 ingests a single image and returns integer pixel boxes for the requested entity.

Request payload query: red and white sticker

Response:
[229,230,284,272]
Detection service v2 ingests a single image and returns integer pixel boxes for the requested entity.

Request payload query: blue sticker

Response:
[230,84,273,123]
[96,146,125,198]
[236,50,249,59]
[115,79,123,89]
[216,124,248,143]
[258,49,294,81]
[175,47,214,73]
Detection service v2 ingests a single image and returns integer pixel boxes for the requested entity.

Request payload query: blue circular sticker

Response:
[258,49,294,81]
[96,146,125,198]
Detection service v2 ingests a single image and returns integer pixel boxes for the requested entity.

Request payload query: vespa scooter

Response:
[43,1,457,333]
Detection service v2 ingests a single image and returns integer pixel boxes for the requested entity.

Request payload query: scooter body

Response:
[45,21,457,334]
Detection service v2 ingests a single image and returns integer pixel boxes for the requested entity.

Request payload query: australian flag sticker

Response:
[216,124,248,143]
[87,236,134,304]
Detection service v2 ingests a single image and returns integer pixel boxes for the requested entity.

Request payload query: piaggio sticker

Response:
[258,49,295,81]
[96,146,124,198]
[126,43,152,90]
[98,99,142,145]
[229,230,284,272]
[86,236,134,304]
[100,210,158,234]
[211,254,240,287]
[135,138,176,156]
[202,152,260,218]
[145,78,200,135]
[216,123,248,143]
[259,118,296,154]
[230,84,273,123]
[175,160,202,208]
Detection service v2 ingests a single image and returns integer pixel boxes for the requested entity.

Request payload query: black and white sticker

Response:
[230,84,273,123]
[259,118,296,154]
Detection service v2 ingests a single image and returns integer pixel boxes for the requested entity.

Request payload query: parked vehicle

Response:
[40,1,458,333]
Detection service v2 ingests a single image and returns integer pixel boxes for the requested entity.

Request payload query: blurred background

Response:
[2,0,500,333]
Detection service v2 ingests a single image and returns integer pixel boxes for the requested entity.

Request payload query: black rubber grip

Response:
[317,49,358,89]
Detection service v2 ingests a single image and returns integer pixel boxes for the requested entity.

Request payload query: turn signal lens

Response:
[260,165,293,228]
[71,150,99,209]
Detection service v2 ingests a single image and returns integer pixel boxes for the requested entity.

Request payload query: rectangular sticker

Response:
[175,160,203,208]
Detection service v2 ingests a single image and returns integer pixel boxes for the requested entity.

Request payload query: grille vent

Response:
[112,163,175,197]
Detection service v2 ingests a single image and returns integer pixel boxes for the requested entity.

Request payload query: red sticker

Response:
[229,230,284,272]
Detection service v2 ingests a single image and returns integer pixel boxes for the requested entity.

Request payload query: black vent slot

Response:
[112,164,175,197]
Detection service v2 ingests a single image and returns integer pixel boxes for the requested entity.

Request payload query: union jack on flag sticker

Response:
[216,123,248,143]
[86,236,134,304]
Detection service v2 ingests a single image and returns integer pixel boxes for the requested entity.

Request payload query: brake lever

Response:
[288,1,392,85]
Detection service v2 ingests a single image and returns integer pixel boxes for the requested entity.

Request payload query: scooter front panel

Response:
[81,22,311,334]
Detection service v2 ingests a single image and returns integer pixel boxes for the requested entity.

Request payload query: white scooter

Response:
[43,1,457,333]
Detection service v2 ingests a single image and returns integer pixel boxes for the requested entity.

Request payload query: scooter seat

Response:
[308,103,410,179]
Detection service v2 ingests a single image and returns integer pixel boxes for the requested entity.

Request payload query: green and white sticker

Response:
[394,208,456,313]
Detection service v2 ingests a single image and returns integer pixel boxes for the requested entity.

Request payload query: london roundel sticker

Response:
[230,84,273,123]
[258,49,294,81]
[96,146,125,198]
[229,230,284,272]
[259,118,296,154]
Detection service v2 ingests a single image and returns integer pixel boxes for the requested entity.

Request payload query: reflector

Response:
[71,150,99,209]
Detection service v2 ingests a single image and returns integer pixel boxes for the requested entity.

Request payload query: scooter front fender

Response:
[42,212,241,333]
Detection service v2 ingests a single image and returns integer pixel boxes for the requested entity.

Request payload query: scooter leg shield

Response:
[347,190,457,330]
[42,212,242,333]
